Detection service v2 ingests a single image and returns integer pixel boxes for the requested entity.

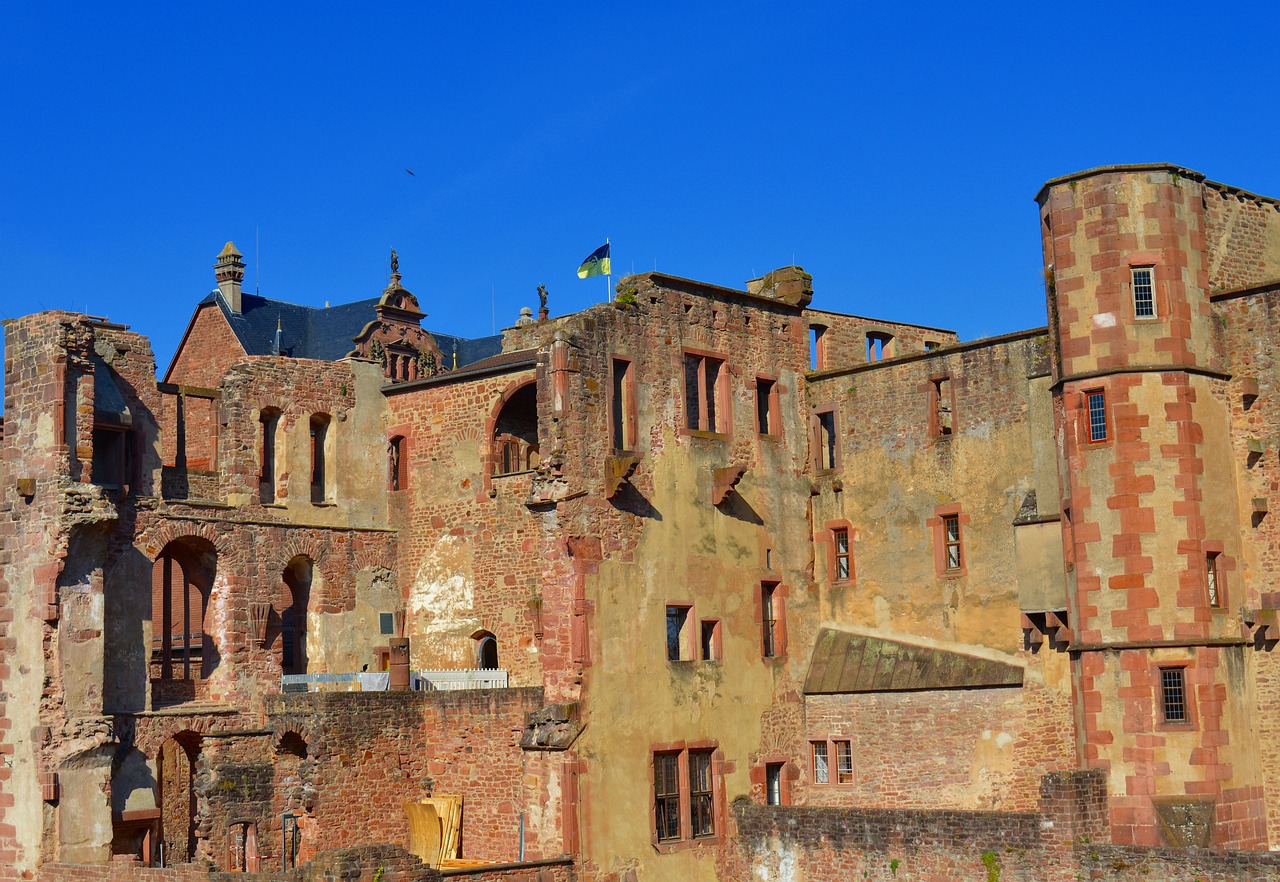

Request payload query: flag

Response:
[577,242,611,279]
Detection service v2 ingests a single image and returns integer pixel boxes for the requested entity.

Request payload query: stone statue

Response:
[390,249,399,276]
[537,284,548,311]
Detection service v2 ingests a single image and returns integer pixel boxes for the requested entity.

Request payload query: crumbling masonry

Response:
[4,164,1280,881]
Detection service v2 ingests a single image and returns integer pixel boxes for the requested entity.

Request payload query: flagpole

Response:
[606,237,612,301]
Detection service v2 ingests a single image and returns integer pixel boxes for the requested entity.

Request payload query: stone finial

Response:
[215,241,246,314]
[517,306,535,327]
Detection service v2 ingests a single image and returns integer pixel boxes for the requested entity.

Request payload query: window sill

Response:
[493,469,536,478]
[653,835,721,854]
[261,502,287,509]
[311,501,337,508]
[680,428,728,441]
[758,433,782,442]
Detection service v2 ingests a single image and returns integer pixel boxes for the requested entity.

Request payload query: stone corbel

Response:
[1021,610,1072,651]
[604,453,641,499]
[712,464,748,506]
[1243,608,1279,643]
[249,601,272,648]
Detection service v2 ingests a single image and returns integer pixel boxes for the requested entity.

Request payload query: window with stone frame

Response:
[831,527,852,583]
[683,351,727,434]
[259,408,281,503]
[611,357,638,451]
[1132,266,1156,318]
[652,746,718,844]
[810,739,854,785]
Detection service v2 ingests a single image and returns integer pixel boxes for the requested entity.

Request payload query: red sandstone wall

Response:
[1203,184,1280,292]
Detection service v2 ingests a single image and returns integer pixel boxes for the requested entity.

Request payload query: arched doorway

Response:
[281,557,312,675]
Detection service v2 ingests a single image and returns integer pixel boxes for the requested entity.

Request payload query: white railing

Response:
[281,669,508,693]
[414,669,509,691]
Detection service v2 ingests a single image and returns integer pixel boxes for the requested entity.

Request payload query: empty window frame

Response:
[666,605,692,661]
[832,527,852,582]
[683,352,726,434]
[866,331,893,361]
[259,409,280,503]
[809,325,828,370]
[1132,266,1156,318]
[811,739,854,785]
[760,582,782,658]
[700,619,721,661]
[930,376,954,437]
[309,414,330,503]
[1160,667,1188,723]
[924,340,942,351]
[814,407,838,471]
[389,435,407,491]
[653,748,718,844]
[611,357,638,451]
[756,377,780,437]
[1086,390,1107,443]
[91,426,132,489]
[1206,552,1223,608]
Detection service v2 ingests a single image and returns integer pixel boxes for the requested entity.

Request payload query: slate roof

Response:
[803,629,1024,694]
[201,291,503,367]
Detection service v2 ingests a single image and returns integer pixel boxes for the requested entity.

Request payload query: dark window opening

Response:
[756,378,778,436]
[815,409,837,471]
[700,620,719,661]
[1207,553,1222,608]
[281,556,312,676]
[389,435,407,491]
[761,583,779,658]
[309,414,330,503]
[92,426,132,489]
[765,763,783,806]
[809,326,827,370]
[259,409,280,503]
[611,358,637,451]
[932,377,953,436]
[477,634,499,670]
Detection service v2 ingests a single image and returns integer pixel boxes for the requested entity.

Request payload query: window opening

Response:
[281,557,312,676]
[281,814,300,870]
[761,584,779,658]
[866,332,893,361]
[666,606,691,661]
[379,612,395,635]
[229,822,257,872]
[683,353,725,433]
[611,358,637,451]
[493,383,540,475]
[765,763,783,806]
[809,326,827,370]
[815,409,837,470]
[654,752,681,842]
[1086,391,1107,442]
[389,436,407,491]
[259,410,279,503]
[924,340,941,351]
[833,528,851,582]
[944,515,963,571]
[700,620,719,661]
[1160,667,1187,723]
[92,426,132,489]
[811,741,829,784]
[1133,267,1156,318]
[309,414,329,503]
[756,377,778,436]
[1206,553,1222,608]
[151,545,212,683]
[931,377,953,436]
[476,634,499,670]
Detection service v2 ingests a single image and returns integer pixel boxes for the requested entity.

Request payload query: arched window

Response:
[281,557,312,675]
[309,414,330,503]
[492,384,539,476]
[151,539,215,683]
[475,633,499,670]
[259,408,281,504]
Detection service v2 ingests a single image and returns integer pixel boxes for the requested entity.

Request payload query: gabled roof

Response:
[198,291,503,366]
[803,629,1024,694]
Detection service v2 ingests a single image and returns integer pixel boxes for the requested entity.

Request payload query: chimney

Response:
[214,241,246,313]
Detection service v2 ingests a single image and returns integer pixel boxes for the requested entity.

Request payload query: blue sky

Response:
[2,2,1277,408]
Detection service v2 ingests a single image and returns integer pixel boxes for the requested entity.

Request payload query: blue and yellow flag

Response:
[577,242,611,278]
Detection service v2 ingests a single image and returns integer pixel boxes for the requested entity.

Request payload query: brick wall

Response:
[1203,184,1280,293]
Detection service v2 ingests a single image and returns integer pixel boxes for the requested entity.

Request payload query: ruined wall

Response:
[1203,183,1280,293]
[801,307,957,373]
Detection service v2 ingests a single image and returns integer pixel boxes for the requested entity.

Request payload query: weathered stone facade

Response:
[5,163,1280,881]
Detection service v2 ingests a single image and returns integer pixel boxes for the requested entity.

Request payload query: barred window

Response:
[1161,667,1187,723]
[944,516,963,571]
[689,750,715,839]
[833,528,851,582]
[653,747,718,843]
[1087,391,1107,442]
[811,741,829,785]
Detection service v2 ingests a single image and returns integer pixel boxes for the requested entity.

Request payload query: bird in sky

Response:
[405,168,416,176]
